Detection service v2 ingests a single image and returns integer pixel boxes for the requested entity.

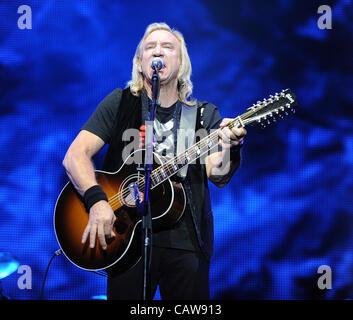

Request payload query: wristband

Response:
[83,185,108,212]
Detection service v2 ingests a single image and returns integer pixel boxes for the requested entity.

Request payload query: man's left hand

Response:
[218,118,247,150]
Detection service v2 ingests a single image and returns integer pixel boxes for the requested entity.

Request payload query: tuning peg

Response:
[247,104,256,111]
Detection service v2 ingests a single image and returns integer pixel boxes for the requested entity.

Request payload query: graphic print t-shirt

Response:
[152,102,177,162]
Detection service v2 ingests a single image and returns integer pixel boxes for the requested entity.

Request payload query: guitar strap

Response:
[176,103,198,179]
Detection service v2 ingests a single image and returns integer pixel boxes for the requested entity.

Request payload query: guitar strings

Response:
[107,114,255,210]
[107,129,220,209]
[109,96,285,206]
[111,90,283,207]
[107,113,258,209]
[107,113,258,210]
[108,122,231,205]
[107,128,221,209]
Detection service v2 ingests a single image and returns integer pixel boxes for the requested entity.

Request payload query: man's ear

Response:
[137,58,142,73]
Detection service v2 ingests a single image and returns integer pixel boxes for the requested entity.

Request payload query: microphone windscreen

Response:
[150,57,164,70]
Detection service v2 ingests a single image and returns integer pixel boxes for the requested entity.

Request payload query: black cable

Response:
[89,270,107,277]
[40,248,107,300]
[40,249,62,300]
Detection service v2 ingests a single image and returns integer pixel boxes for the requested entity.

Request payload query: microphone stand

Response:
[137,66,160,300]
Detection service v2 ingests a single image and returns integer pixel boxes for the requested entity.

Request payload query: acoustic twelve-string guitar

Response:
[54,89,297,273]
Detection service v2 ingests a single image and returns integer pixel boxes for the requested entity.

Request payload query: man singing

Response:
[62,22,246,299]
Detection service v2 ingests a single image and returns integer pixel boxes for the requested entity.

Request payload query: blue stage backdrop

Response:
[0,0,352,300]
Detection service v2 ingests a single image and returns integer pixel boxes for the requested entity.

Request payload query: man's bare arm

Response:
[205,118,246,187]
[62,130,115,250]
[62,130,105,195]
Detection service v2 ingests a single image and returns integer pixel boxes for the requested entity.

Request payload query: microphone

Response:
[150,57,164,71]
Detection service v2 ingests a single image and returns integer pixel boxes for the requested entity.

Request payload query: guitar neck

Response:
[149,88,297,188]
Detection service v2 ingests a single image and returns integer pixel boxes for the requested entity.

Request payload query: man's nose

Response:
[152,44,164,56]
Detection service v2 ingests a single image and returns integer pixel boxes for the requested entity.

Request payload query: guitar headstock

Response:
[242,89,297,128]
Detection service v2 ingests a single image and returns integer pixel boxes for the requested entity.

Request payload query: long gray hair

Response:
[127,22,196,106]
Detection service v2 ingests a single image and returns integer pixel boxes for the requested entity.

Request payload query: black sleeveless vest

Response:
[102,88,214,260]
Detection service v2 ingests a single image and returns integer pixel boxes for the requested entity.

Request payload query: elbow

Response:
[62,144,90,172]
[62,147,78,172]
[62,150,71,171]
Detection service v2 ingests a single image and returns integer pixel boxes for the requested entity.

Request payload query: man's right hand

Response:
[81,200,116,250]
